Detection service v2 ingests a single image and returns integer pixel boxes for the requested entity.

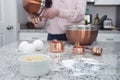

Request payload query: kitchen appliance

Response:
[22,0,52,16]
[84,14,92,24]
[103,19,112,29]
[65,25,98,45]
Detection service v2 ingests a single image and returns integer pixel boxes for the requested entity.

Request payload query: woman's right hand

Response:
[27,13,42,24]
[27,13,47,28]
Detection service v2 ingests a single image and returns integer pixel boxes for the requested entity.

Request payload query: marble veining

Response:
[0,41,120,80]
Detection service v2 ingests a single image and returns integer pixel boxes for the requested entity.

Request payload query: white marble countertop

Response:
[19,29,120,35]
[0,41,120,80]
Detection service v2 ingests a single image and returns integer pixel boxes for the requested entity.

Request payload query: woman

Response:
[28,0,87,41]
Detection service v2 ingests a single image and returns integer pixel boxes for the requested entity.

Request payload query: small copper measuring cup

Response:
[50,39,64,53]
[85,47,103,55]
[72,42,85,54]
[92,47,103,55]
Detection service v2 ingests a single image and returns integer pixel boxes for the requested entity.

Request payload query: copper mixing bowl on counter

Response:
[65,25,98,45]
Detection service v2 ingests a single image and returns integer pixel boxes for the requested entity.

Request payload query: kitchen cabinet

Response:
[95,0,120,5]
[97,31,120,42]
[19,32,48,41]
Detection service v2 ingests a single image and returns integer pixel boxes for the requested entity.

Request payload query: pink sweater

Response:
[36,0,87,34]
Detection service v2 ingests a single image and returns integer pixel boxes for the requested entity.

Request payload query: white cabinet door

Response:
[0,0,18,47]
[95,0,120,5]
[97,32,120,42]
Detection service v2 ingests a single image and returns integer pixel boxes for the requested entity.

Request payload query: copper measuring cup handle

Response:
[85,47,92,50]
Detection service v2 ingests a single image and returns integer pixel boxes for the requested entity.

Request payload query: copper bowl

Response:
[22,0,52,16]
[65,25,98,45]
[22,0,43,15]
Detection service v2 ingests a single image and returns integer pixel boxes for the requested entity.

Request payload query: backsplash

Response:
[87,4,117,26]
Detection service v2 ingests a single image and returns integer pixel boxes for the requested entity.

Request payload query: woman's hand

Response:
[27,13,42,24]
[27,13,46,28]
[42,8,59,19]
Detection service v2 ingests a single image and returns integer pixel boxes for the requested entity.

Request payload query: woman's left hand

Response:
[42,8,59,19]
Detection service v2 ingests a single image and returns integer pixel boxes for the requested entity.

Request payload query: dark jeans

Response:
[47,33,68,41]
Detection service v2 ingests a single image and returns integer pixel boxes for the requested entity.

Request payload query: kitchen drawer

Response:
[97,33,120,42]
[19,32,48,40]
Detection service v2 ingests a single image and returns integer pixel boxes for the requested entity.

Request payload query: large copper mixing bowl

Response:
[65,25,98,45]
[22,0,52,16]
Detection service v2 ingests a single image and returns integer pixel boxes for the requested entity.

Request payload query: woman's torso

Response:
[47,0,82,34]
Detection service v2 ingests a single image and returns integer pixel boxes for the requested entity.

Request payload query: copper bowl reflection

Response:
[65,25,98,45]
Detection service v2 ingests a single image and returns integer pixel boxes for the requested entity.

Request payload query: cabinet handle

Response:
[106,38,114,41]
[32,37,39,40]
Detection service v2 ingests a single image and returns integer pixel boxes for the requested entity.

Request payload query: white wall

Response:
[17,0,28,24]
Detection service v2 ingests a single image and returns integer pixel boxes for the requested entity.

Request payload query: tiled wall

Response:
[87,4,117,26]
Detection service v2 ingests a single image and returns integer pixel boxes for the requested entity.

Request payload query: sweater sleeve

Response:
[58,0,87,22]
